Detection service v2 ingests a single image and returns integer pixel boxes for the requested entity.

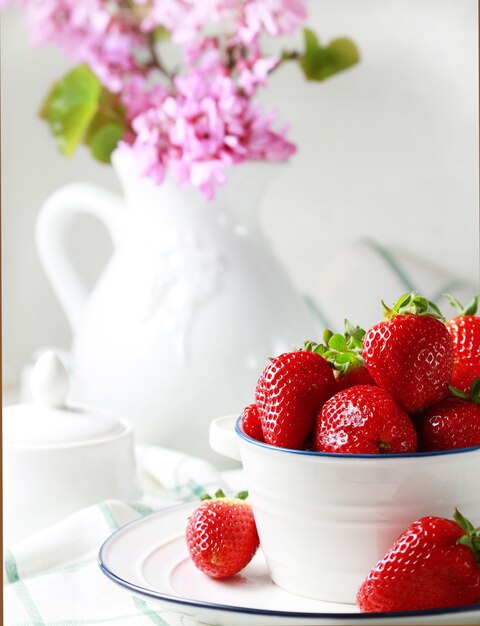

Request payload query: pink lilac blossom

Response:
[16,0,145,92]
[6,0,307,197]
[139,0,222,45]
[240,0,307,43]
[124,69,295,199]
[140,0,307,44]
[120,75,168,123]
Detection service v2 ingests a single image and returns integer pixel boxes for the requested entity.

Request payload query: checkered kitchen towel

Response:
[4,445,244,626]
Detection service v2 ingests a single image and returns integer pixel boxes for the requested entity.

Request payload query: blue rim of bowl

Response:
[234,416,480,459]
[98,504,480,621]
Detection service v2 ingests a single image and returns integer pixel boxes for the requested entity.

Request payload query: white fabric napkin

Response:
[4,445,245,626]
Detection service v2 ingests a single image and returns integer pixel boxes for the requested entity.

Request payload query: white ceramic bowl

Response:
[210,415,480,605]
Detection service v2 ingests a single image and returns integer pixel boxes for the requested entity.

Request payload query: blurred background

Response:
[2,0,479,397]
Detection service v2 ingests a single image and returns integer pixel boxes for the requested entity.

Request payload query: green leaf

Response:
[448,377,480,405]
[323,329,334,344]
[454,508,475,534]
[215,489,226,498]
[88,122,124,164]
[469,378,480,405]
[463,295,479,316]
[447,384,470,401]
[300,29,360,82]
[328,334,348,352]
[335,353,354,365]
[444,293,479,316]
[385,291,444,320]
[345,319,365,341]
[152,26,171,42]
[236,490,249,500]
[41,64,101,157]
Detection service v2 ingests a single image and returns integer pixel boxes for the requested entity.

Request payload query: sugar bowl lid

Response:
[4,351,126,446]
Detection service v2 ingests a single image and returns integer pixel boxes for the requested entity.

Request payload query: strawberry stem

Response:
[448,377,480,405]
[304,320,366,376]
[444,293,479,316]
[383,291,444,320]
[454,508,480,565]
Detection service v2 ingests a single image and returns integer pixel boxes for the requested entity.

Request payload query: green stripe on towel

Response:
[127,502,155,516]
[5,549,44,625]
[97,502,120,532]
[133,598,169,625]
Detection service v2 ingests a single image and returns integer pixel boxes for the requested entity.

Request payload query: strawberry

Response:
[363,292,453,413]
[335,365,375,392]
[314,385,417,454]
[185,489,259,579]
[255,350,336,449]
[240,404,264,442]
[445,295,480,393]
[451,361,480,395]
[419,378,480,451]
[445,294,480,364]
[357,509,480,612]
[305,321,375,392]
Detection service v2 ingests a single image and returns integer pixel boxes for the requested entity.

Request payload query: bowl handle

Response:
[209,415,242,461]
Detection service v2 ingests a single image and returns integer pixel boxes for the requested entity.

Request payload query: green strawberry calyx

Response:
[382,291,444,320]
[304,319,366,376]
[454,508,480,565]
[444,293,479,317]
[448,377,480,405]
[200,489,248,501]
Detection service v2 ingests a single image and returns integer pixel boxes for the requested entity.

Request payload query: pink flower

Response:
[237,55,279,96]
[240,0,307,43]
[125,68,295,198]
[120,75,168,123]
[141,0,219,44]
[141,0,307,45]
[20,0,145,92]
[6,0,305,197]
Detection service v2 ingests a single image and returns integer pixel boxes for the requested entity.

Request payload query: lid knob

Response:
[31,351,69,409]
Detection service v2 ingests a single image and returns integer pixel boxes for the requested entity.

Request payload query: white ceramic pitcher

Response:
[36,151,318,459]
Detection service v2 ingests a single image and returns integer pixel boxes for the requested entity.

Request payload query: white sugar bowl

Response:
[3,351,141,546]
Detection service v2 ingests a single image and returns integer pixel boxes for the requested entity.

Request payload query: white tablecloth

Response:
[4,445,245,626]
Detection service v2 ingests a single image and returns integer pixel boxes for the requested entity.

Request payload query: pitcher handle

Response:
[209,415,242,461]
[35,183,124,333]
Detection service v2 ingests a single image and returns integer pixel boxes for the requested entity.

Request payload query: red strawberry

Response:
[445,295,480,393]
[336,365,375,392]
[305,321,375,392]
[363,292,453,413]
[357,510,480,612]
[451,361,480,395]
[315,385,417,454]
[255,350,336,449]
[186,490,259,579]
[419,378,480,451]
[445,294,480,365]
[241,404,264,442]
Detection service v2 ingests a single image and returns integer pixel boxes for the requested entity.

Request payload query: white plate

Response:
[99,501,480,626]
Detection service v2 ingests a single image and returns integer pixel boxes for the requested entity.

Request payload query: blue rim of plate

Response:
[234,416,480,458]
[98,503,480,622]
